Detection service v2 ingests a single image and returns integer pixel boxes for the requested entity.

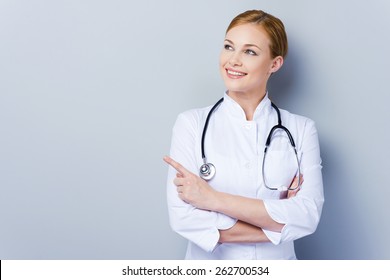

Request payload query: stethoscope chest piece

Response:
[199,162,216,181]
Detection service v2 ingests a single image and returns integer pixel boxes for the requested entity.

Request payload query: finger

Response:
[163,156,191,177]
[289,176,298,188]
[299,175,304,185]
[173,177,186,187]
[176,172,184,178]
[287,189,298,199]
[290,175,304,188]
[288,186,300,197]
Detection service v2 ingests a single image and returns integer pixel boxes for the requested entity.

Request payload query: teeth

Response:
[227,70,245,76]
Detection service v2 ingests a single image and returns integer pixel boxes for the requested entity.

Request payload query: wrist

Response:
[211,190,225,213]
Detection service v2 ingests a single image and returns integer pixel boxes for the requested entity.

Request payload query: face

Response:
[219,23,283,98]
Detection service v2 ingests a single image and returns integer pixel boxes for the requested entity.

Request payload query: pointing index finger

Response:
[163,156,190,176]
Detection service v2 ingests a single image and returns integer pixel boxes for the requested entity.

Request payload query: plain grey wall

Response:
[1,0,389,259]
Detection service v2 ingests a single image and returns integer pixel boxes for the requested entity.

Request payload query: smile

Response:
[226,68,247,78]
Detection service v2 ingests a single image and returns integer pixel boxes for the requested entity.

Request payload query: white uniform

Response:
[166,92,324,259]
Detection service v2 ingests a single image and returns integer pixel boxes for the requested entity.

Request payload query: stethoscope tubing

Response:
[201,97,224,161]
[199,97,301,191]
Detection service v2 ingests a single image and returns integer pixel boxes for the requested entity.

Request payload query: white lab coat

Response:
[166,92,324,259]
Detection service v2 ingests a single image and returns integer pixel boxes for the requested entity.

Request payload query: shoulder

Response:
[174,105,213,130]
[278,107,316,128]
[277,108,319,145]
[170,105,214,148]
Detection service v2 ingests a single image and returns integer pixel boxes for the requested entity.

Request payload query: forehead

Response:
[225,23,271,47]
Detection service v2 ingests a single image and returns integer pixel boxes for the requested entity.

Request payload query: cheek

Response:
[219,51,230,67]
[219,55,227,74]
[250,61,270,76]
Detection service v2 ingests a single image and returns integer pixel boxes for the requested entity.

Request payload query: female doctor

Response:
[164,10,324,260]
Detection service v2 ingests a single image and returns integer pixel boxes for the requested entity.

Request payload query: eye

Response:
[245,49,257,56]
[224,44,233,51]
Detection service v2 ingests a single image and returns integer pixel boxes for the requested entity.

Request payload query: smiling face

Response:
[219,23,283,99]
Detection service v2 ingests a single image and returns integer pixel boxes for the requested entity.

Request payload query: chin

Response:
[224,83,248,94]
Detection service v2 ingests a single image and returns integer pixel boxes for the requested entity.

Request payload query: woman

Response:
[164,10,324,260]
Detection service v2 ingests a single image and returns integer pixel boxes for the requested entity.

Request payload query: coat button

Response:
[244,124,252,130]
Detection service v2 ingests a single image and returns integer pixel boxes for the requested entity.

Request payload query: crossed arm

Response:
[163,156,300,243]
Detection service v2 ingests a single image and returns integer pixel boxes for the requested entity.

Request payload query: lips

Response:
[226,68,247,79]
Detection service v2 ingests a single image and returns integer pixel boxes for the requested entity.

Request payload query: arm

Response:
[164,156,287,233]
[261,119,324,244]
[219,220,270,243]
[166,112,237,252]
[214,192,284,232]
[217,177,301,243]
[215,176,304,232]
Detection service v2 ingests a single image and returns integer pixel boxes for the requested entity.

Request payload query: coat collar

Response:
[222,91,272,121]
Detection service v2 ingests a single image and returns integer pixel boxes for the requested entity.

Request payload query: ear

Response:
[269,56,284,74]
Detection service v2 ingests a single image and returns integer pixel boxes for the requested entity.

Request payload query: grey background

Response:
[1,0,389,259]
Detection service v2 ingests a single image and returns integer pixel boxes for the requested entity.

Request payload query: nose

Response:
[228,52,242,67]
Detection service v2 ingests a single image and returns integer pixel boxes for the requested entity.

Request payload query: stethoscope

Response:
[199,97,301,191]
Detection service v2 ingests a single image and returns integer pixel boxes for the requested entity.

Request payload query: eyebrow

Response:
[224,39,262,51]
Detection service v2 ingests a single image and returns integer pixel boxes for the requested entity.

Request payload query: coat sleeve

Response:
[166,111,237,252]
[262,119,324,245]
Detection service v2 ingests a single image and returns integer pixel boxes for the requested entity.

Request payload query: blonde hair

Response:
[226,10,288,58]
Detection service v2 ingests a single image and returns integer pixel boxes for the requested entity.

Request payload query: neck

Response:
[228,90,267,121]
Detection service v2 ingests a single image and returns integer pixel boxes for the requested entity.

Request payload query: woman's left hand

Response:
[287,175,303,198]
[163,156,218,210]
